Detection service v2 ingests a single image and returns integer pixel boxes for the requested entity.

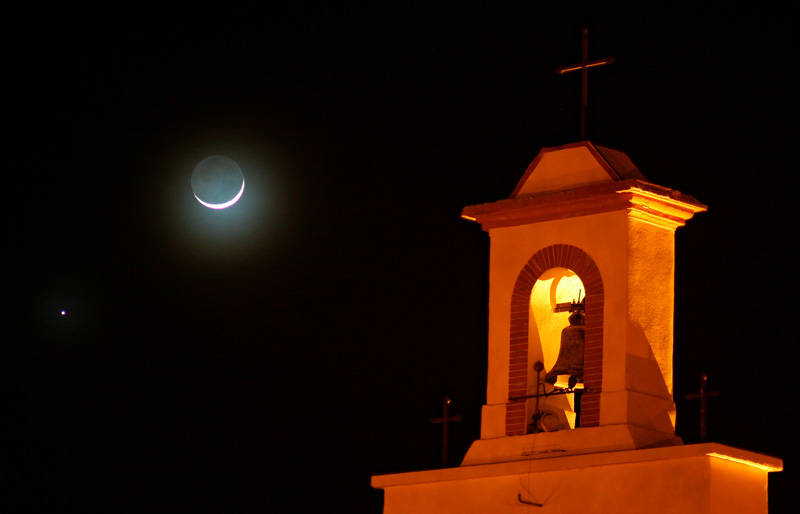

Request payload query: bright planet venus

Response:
[191,155,245,209]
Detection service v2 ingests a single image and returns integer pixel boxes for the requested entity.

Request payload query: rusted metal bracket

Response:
[517,494,543,507]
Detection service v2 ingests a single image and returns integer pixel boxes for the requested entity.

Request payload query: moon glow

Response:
[191,156,245,209]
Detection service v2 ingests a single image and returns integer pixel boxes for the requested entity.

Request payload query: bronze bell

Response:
[544,308,585,385]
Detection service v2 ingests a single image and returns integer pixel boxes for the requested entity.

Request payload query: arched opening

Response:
[506,244,604,436]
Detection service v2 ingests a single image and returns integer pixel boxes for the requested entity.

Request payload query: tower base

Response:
[372,443,782,514]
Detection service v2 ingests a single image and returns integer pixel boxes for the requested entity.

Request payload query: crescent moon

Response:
[194,178,245,209]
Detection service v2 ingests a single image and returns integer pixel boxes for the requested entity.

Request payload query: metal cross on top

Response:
[556,25,615,140]
[431,396,462,467]
[686,372,720,442]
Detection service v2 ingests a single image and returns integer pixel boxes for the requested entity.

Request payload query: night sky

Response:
[17,3,796,512]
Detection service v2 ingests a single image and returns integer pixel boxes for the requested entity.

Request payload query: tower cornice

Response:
[462,179,707,231]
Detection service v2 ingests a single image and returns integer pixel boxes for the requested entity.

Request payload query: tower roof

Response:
[511,141,646,198]
[463,141,706,231]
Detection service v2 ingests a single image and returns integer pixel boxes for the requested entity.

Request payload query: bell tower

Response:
[458,141,706,463]
[372,141,782,513]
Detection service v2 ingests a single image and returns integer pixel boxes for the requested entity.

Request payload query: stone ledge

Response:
[371,442,782,489]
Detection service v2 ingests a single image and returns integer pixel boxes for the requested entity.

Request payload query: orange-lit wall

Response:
[374,445,777,514]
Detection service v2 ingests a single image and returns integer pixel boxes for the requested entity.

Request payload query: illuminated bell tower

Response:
[372,141,782,514]
[459,140,707,462]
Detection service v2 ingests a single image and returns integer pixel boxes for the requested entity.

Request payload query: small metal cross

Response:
[686,372,720,442]
[556,24,615,140]
[431,396,462,467]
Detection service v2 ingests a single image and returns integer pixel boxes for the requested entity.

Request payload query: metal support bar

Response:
[508,387,592,402]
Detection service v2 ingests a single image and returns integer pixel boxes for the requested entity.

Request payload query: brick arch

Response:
[506,244,604,435]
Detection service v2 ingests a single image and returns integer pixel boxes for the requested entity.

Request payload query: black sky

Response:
[16,3,797,512]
